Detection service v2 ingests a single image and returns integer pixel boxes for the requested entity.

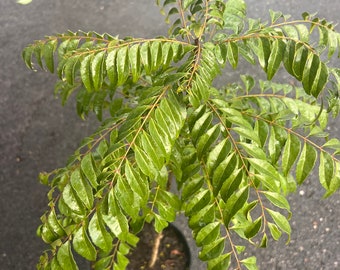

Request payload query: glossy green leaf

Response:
[81,154,98,189]
[199,238,225,261]
[106,49,118,86]
[162,42,173,67]
[185,189,211,216]
[196,124,221,159]
[223,186,249,225]
[281,133,301,176]
[212,153,238,196]
[248,158,280,181]
[104,191,129,239]
[140,42,151,74]
[62,183,85,216]
[319,151,334,190]
[140,131,164,169]
[241,256,258,270]
[70,169,93,210]
[227,41,239,68]
[190,112,213,144]
[116,46,129,86]
[206,138,232,175]
[292,43,308,81]
[215,43,227,65]
[135,145,158,178]
[148,118,171,157]
[73,226,97,261]
[89,212,113,253]
[42,40,57,73]
[63,55,80,85]
[114,175,139,217]
[57,241,78,270]
[207,253,231,270]
[266,208,291,243]
[47,208,66,238]
[91,51,105,90]
[267,39,285,80]
[188,203,215,228]
[80,54,93,91]
[196,222,221,247]
[150,41,162,70]
[129,44,141,82]
[257,37,271,72]
[296,142,317,184]
[182,176,204,201]
[220,168,244,202]
[244,217,262,239]
[262,191,290,212]
[239,142,267,160]
[125,161,149,205]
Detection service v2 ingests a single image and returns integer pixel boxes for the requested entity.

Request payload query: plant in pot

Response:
[22,0,340,269]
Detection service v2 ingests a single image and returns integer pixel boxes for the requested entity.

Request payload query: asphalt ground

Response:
[1,1,339,269]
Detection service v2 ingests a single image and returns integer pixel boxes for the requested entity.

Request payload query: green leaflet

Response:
[248,158,280,181]
[206,138,232,175]
[256,37,271,72]
[188,203,215,229]
[106,49,118,86]
[266,208,291,243]
[42,40,57,73]
[267,222,282,241]
[62,183,86,216]
[196,124,221,159]
[46,208,66,239]
[296,142,317,184]
[212,153,238,197]
[116,46,129,86]
[195,222,221,247]
[223,186,249,226]
[63,55,80,85]
[207,253,231,270]
[267,39,285,80]
[81,153,98,189]
[140,42,152,74]
[319,151,334,191]
[73,226,97,261]
[244,216,262,239]
[57,241,78,270]
[103,190,129,240]
[185,189,211,216]
[70,169,94,210]
[150,41,163,71]
[199,238,225,261]
[281,133,301,176]
[91,51,105,90]
[129,44,141,82]
[125,161,149,206]
[190,111,213,144]
[262,191,291,213]
[156,189,180,222]
[241,256,258,270]
[134,145,159,178]
[227,41,239,69]
[80,54,94,92]
[89,212,113,253]
[114,175,140,218]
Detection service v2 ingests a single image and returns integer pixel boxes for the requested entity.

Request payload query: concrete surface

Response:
[0,0,339,269]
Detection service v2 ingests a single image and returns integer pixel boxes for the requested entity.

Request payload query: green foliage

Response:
[23,0,340,269]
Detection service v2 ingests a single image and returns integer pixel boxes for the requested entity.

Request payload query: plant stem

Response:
[148,232,164,269]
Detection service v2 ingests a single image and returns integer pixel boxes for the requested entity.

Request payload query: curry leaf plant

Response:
[23,0,340,269]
